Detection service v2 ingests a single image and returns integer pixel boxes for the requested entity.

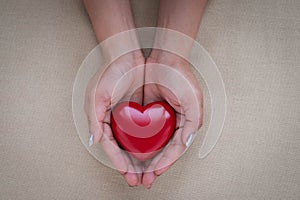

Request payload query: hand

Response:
[142,50,203,188]
[84,51,145,186]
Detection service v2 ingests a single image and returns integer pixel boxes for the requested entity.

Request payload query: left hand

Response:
[84,51,145,186]
[142,50,203,188]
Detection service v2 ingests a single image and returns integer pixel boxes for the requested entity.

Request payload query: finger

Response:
[100,123,127,174]
[142,171,156,189]
[102,111,142,187]
[84,87,101,145]
[131,155,143,185]
[180,120,198,147]
[142,138,174,188]
[87,84,112,144]
[87,94,104,144]
[123,166,139,187]
[128,154,143,186]
[154,129,186,176]
[175,113,185,129]
[180,105,203,147]
[178,83,203,145]
[121,152,139,187]
[142,151,164,188]
[120,151,144,187]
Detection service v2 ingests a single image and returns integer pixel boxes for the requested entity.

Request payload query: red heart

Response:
[111,101,176,161]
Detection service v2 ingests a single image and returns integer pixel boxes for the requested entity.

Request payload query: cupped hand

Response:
[142,51,203,188]
[84,51,145,186]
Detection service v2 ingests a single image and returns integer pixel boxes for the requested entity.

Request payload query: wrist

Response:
[112,50,144,69]
[150,28,195,60]
[100,29,142,63]
[147,49,189,69]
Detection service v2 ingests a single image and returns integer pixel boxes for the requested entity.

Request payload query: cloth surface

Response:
[0,0,299,199]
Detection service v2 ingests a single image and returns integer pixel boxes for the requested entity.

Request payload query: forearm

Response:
[150,0,207,62]
[83,0,142,61]
[157,0,207,38]
[83,0,135,42]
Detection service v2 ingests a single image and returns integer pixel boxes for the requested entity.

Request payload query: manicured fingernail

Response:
[185,133,194,147]
[88,134,94,147]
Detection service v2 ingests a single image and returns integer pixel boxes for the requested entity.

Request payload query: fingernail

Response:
[88,134,94,147]
[185,133,194,147]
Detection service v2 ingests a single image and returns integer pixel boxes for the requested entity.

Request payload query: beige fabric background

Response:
[1,0,299,199]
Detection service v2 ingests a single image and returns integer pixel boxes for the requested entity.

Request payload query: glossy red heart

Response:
[111,101,176,161]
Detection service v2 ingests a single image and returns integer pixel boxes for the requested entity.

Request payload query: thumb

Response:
[88,100,109,146]
[86,86,110,146]
[181,107,203,148]
[181,120,198,148]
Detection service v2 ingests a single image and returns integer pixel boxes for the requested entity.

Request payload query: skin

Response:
[83,0,206,188]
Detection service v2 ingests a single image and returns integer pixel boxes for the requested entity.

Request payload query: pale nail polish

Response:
[185,133,194,147]
[88,134,94,147]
